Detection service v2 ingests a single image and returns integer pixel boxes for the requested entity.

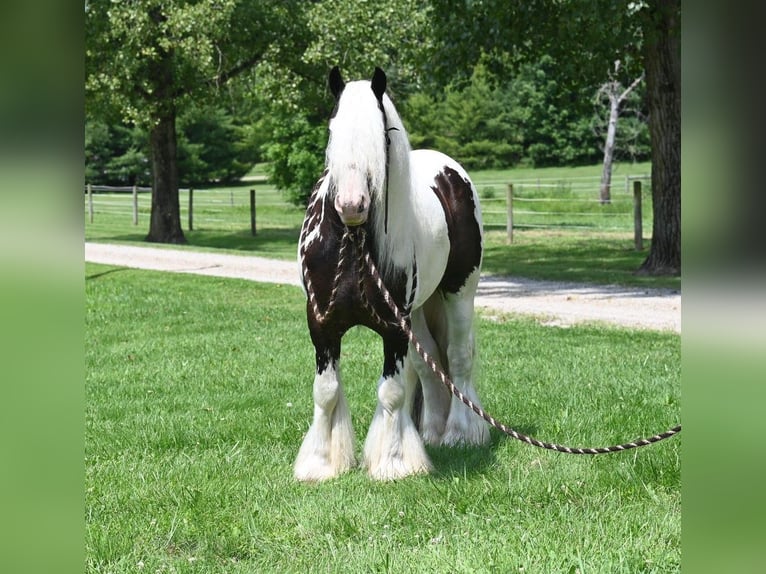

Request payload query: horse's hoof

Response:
[441,423,489,447]
[420,426,444,446]
[366,459,432,481]
[294,455,355,482]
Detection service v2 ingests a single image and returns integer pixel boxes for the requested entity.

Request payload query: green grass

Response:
[84,161,679,290]
[86,263,680,573]
[483,229,679,289]
[471,161,649,184]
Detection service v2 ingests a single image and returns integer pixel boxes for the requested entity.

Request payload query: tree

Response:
[509,57,601,167]
[85,118,150,186]
[86,0,304,243]
[595,61,644,204]
[636,0,680,275]
[177,104,257,186]
[428,0,681,276]
[257,0,432,206]
[404,62,524,170]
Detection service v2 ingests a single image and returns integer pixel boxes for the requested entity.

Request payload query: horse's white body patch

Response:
[408,149,479,307]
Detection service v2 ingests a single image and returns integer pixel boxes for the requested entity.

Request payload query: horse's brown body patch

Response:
[300,188,410,377]
[430,166,483,294]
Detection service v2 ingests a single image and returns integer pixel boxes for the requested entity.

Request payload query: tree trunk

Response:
[637,0,680,276]
[146,110,186,244]
[144,21,186,245]
[599,94,619,204]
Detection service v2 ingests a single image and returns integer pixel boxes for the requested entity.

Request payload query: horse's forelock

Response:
[326,81,389,199]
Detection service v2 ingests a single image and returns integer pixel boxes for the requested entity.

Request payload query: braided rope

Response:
[349,229,681,455]
[354,230,400,330]
[299,196,355,324]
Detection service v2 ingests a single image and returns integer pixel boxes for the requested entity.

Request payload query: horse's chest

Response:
[301,227,408,335]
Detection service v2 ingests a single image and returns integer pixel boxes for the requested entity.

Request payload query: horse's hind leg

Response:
[363,332,433,480]
[441,274,490,446]
[294,335,356,482]
[408,305,451,445]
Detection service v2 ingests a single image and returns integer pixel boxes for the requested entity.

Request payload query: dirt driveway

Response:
[85,242,680,333]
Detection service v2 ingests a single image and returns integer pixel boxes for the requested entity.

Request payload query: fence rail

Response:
[475,174,650,247]
[85,173,651,247]
[84,184,289,235]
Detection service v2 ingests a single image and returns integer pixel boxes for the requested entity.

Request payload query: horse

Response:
[295,66,489,481]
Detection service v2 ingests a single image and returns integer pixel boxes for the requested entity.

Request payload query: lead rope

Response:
[349,228,681,455]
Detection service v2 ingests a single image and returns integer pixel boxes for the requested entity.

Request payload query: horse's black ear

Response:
[371,67,386,101]
[329,66,345,99]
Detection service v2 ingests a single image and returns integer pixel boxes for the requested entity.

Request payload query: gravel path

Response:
[85,242,681,333]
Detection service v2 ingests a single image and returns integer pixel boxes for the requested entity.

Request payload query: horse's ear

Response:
[329,66,345,99]
[371,67,386,101]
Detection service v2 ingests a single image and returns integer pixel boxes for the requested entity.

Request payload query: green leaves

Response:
[262,114,327,206]
[254,0,434,203]
[402,59,610,170]
[86,0,301,126]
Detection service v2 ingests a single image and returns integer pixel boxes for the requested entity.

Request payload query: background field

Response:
[86,263,680,573]
[85,161,679,290]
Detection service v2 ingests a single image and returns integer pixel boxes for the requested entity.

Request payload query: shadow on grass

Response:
[186,226,300,256]
[483,238,680,290]
[85,266,134,281]
[89,226,301,260]
[426,422,539,479]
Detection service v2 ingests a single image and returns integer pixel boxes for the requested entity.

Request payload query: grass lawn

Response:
[86,263,680,573]
[85,161,679,290]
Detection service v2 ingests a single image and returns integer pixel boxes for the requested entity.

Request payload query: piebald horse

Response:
[296,67,489,481]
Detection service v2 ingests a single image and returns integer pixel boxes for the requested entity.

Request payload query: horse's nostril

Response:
[357,203,366,213]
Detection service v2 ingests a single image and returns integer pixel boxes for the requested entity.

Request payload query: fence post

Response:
[633,180,643,251]
[250,188,256,236]
[87,183,93,223]
[506,183,514,245]
[188,188,194,231]
[132,185,138,225]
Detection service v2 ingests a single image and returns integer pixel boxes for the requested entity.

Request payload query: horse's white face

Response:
[326,74,388,227]
[333,163,371,226]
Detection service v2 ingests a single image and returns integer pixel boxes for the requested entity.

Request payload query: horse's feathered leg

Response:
[363,331,432,480]
[294,326,356,482]
[408,306,451,445]
[440,273,490,446]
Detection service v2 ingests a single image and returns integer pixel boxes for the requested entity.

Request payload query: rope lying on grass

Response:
[350,227,681,454]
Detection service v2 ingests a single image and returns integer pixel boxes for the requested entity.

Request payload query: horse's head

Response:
[326,67,389,227]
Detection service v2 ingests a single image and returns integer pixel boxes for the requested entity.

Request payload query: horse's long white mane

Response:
[326,80,415,276]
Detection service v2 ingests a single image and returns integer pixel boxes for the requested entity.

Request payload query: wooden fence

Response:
[85,173,650,248]
[85,184,268,236]
[477,174,650,249]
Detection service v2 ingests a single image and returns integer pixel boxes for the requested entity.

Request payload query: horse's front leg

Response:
[363,331,433,480]
[294,329,356,482]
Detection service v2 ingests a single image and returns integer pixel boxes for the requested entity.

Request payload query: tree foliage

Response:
[255,0,432,205]
[86,104,259,187]
[86,0,300,126]
[85,119,150,186]
[177,104,258,186]
[86,0,307,242]
[426,0,679,275]
[254,0,651,206]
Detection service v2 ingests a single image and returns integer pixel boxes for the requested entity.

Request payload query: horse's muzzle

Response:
[334,194,369,226]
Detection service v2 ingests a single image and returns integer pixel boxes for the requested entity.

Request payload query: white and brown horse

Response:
[295,67,488,481]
